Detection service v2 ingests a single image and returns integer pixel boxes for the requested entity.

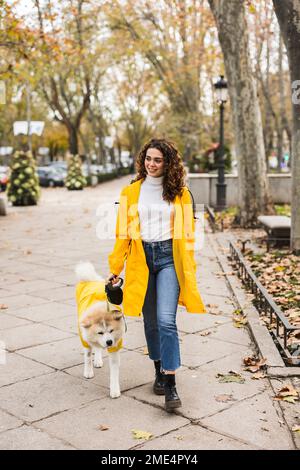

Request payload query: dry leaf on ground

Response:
[98,425,109,431]
[274,385,299,404]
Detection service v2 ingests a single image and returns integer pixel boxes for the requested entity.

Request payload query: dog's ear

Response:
[80,316,93,328]
[111,310,123,321]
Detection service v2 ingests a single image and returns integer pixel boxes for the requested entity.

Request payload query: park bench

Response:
[257,215,291,251]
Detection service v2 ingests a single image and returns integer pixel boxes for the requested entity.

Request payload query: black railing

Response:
[229,241,300,366]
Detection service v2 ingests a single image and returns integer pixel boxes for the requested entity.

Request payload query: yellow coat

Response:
[108,179,207,317]
[76,280,123,352]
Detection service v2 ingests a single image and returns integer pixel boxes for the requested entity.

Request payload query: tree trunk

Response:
[273,0,300,253]
[208,0,273,226]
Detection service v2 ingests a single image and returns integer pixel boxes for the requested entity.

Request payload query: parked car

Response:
[0,166,9,192]
[37,166,65,187]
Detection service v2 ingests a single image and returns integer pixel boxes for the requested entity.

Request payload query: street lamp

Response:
[214,75,228,211]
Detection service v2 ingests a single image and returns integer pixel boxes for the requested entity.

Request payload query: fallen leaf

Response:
[98,425,109,431]
[274,384,299,404]
[243,356,267,373]
[132,429,153,440]
[0,304,8,310]
[292,425,300,433]
[143,347,149,355]
[251,371,267,380]
[200,331,211,336]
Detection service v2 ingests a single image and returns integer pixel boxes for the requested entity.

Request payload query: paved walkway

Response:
[0,176,299,450]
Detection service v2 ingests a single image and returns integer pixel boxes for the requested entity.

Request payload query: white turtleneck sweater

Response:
[137,174,174,242]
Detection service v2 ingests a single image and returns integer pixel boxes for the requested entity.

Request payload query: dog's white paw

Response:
[94,359,103,368]
[110,388,121,399]
[84,369,94,379]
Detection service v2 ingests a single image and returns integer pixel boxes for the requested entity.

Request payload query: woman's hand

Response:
[105,273,120,285]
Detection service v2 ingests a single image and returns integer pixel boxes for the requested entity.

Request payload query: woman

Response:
[107,138,206,412]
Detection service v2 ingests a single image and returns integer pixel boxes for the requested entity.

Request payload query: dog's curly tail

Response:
[75,261,103,282]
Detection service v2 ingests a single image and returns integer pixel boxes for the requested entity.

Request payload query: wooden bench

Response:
[257,215,291,251]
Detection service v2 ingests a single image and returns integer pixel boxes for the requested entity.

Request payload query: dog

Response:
[75,262,125,398]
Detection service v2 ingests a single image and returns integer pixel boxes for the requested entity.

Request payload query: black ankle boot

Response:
[163,374,182,412]
[153,360,165,395]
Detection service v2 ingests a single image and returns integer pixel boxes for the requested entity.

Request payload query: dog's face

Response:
[80,302,124,349]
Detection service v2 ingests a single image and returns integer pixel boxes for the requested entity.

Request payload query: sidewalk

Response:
[0,176,298,450]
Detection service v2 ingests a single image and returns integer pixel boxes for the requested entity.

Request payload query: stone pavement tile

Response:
[0,272,37,283]
[0,371,106,422]
[65,350,157,391]
[198,278,232,296]
[200,294,236,315]
[180,334,248,368]
[122,320,147,350]
[201,391,294,450]
[43,314,78,335]
[195,322,252,347]
[0,287,13,298]
[0,313,31,330]
[7,301,75,322]
[30,285,75,302]
[138,423,257,450]
[0,409,23,433]
[0,294,48,310]
[63,299,76,306]
[0,352,53,387]
[1,323,73,351]
[0,425,75,450]
[126,352,264,420]
[176,311,231,334]
[37,395,189,450]
[17,254,73,269]
[17,336,83,370]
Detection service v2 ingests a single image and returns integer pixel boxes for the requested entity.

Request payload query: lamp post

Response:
[214,75,228,211]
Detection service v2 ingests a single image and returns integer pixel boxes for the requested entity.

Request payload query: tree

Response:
[273,0,300,253]
[32,0,102,155]
[208,0,273,226]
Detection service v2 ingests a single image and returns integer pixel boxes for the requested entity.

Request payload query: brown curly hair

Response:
[131,138,186,202]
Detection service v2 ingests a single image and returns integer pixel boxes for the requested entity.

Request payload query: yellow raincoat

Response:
[76,280,123,352]
[108,178,206,317]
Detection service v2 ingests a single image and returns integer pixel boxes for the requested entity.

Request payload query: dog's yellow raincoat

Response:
[76,280,123,353]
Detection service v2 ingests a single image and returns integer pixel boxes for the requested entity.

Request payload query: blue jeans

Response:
[142,238,181,372]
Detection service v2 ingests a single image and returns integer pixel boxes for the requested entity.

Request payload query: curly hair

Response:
[131,138,186,202]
